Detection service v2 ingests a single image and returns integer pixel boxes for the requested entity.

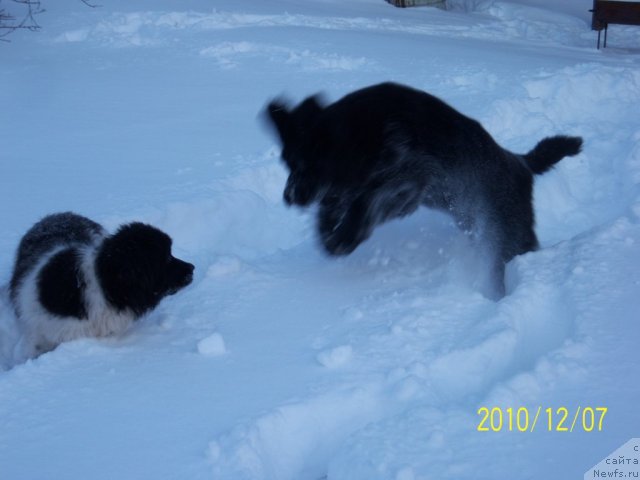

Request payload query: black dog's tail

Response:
[523,135,583,175]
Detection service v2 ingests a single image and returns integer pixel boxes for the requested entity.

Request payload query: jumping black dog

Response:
[266,82,582,298]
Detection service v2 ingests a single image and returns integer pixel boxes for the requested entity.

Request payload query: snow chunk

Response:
[317,345,353,368]
[197,333,227,357]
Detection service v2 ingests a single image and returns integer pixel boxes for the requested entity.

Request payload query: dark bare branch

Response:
[79,0,101,8]
[0,0,96,42]
[0,0,43,41]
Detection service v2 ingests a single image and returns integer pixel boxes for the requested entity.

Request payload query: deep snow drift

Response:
[1,1,639,479]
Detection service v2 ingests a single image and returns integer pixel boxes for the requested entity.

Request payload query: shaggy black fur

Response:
[9,212,194,354]
[266,82,583,299]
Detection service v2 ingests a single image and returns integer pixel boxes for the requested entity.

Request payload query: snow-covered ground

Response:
[1,0,639,479]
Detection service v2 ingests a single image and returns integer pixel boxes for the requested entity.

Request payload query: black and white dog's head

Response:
[96,222,195,317]
[266,96,328,207]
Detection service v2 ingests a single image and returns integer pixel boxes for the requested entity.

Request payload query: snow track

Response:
[53,3,604,50]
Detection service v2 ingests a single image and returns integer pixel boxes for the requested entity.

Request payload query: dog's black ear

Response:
[267,95,325,145]
[294,95,324,126]
[267,100,295,145]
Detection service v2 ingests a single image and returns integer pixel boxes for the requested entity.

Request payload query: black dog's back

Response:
[311,83,497,181]
[9,212,105,301]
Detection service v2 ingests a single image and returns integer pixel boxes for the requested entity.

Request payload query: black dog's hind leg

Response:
[318,193,375,256]
[487,258,506,300]
[482,218,539,301]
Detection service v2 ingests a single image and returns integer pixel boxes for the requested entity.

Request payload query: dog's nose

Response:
[182,267,194,287]
[176,260,195,283]
[283,188,293,205]
[184,262,195,281]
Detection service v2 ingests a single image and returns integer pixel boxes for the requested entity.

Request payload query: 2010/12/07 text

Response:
[477,407,608,432]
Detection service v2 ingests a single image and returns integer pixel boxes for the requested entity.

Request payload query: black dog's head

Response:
[96,223,194,317]
[266,95,327,207]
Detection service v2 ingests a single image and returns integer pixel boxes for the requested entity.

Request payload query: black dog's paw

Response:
[318,194,375,256]
[318,197,360,255]
[320,226,361,256]
[318,209,371,256]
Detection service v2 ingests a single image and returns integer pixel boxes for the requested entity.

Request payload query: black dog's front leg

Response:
[318,194,374,256]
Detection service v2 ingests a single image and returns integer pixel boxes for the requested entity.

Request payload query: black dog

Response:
[9,212,194,357]
[266,82,582,298]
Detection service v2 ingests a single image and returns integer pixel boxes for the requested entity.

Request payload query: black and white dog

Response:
[9,212,194,357]
[266,82,582,298]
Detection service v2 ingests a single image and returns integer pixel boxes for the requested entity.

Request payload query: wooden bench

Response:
[591,0,640,48]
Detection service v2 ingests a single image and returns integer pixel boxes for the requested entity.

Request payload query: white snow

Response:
[1,0,640,479]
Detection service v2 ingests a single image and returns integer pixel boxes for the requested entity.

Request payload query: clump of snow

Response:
[317,345,353,368]
[197,333,227,357]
